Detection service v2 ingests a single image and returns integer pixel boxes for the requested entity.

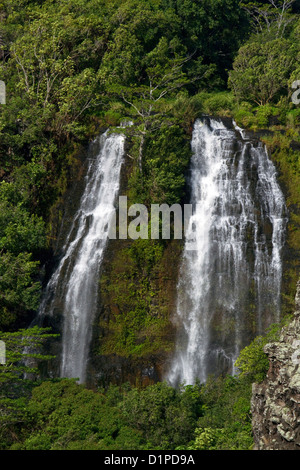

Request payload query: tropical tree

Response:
[228,37,297,105]
[242,0,296,37]
[0,326,57,449]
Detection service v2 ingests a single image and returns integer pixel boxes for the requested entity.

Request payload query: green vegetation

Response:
[0,320,288,450]
[4,378,203,450]
[2,374,252,450]
[0,326,57,449]
[229,38,296,106]
[0,0,299,452]
[0,181,46,329]
[186,376,253,450]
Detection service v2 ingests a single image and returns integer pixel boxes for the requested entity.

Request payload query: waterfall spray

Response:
[167,118,287,386]
[39,129,126,383]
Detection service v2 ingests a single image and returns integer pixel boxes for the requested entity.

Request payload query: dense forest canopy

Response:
[0,0,299,451]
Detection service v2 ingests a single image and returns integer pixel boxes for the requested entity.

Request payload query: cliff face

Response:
[251,280,300,450]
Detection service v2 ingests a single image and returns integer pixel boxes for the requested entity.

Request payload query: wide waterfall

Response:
[38,129,125,383]
[167,117,287,386]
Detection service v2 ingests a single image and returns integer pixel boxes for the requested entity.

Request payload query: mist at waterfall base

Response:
[38,129,125,384]
[166,117,287,387]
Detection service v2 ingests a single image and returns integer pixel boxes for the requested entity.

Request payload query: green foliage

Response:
[98,123,191,360]
[129,124,191,206]
[119,381,202,449]
[98,238,174,358]
[0,202,45,255]
[186,375,254,450]
[23,379,124,450]
[234,323,282,383]
[0,0,299,453]
[241,0,298,38]
[188,427,221,450]
[129,239,165,275]
[0,0,252,218]
[229,37,297,105]
[233,101,285,129]
[0,326,57,449]
[161,0,250,86]
[0,181,46,329]
[254,103,278,127]
[0,0,107,219]
[199,91,235,116]
[0,326,56,390]
[8,379,203,450]
[181,317,296,451]
[0,252,41,328]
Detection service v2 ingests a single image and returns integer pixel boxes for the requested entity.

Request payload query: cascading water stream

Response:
[167,117,287,387]
[38,128,126,383]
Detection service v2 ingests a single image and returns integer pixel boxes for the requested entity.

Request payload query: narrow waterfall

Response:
[167,117,287,386]
[39,129,125,383]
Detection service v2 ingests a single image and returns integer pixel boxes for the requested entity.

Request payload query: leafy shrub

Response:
[10,379,203,450]
[202,92,235,116]
[234,323,282,383]
[229,38,297,106]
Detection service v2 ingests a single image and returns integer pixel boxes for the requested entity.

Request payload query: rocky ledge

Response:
[251,280,300,450]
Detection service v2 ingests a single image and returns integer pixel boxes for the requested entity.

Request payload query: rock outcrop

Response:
[251,280,300,450]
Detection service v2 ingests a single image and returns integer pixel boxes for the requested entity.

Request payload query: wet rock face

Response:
[251,280,300,450]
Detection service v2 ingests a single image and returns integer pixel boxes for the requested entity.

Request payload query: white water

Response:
[39,129,125,383]
[167,118,287,386]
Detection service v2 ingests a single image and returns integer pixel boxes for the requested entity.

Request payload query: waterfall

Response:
[167,117,287,386]
[39,129,126,383]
